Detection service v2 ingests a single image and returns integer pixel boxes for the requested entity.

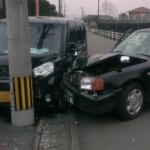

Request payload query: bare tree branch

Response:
[101,0,117,16]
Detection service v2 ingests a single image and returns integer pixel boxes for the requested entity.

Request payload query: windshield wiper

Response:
[37,25,55,49]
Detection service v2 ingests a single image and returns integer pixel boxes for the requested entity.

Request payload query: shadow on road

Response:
[1,103,150,124]
[74,104,150,150]
[0,106,11,123]
[75,104,150,123]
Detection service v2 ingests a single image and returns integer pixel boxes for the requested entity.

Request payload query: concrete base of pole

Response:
[11,109,35,126]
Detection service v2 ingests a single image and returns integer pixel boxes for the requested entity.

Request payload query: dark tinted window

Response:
[76,23,86,43]
[69,22,77,42]
[69,22,86,43]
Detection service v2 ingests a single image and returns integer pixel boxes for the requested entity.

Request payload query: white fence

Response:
[90,28,123,41]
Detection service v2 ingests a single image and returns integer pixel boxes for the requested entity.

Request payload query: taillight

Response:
[92,79,104,92]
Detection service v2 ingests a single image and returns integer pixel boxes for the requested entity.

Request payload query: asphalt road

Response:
[0,108,35,150]
[1,32,150,150]
[76,32,150,150]
[76,108,150,150]
[87,32,116,55]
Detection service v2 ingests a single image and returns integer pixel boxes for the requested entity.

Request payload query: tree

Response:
[0,0,6,18]
[27,0,35,16]
[0,0,58,19]
[39,0,58,16]
[119,13,129,21]
[101,0,117,16]
[28,0,58,16]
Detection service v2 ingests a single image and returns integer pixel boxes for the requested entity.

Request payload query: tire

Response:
[57,88,69,113]
[117,83,144,120]
[57,89,69,113]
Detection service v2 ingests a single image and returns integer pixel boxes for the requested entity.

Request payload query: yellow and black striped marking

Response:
[12,76,34,111]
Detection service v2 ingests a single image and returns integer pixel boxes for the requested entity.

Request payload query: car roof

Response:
[0,16,84,25]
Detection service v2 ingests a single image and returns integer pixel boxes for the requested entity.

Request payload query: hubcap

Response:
[126,89,143,115]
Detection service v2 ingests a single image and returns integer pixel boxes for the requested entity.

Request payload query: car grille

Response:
[0,66,9,78]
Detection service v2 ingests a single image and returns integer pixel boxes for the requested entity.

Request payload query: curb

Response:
[32,112,80,150]
[33,119,45,150]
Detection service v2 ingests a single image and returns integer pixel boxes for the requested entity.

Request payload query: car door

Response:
[68,21,87,57]
[75,22,87,56]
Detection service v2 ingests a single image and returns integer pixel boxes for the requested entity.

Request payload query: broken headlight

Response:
[33,62,54,77]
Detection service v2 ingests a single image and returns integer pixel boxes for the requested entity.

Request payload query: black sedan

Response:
[64,29,150,120]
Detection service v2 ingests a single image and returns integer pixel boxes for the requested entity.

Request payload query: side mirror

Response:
[68,42,79,56]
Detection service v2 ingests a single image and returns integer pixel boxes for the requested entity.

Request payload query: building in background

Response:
[129,7,150,21]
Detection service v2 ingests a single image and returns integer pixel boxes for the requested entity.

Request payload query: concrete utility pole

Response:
[98,0,99,16]
[81,7,84,19]
[64,2,66,17]
[6,0,34,126]
[58,0,62,16]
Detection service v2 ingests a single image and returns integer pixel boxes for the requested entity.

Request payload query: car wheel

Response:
[117,83,144,120]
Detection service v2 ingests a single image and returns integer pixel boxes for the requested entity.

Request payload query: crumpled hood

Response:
[87,53,118,67]
[73,52,148,76]
[74,53,119,69]
[80,52,148,68]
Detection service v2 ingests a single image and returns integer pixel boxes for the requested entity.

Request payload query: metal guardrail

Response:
[90,28,123,41]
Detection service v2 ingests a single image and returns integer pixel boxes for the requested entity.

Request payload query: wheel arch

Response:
[122,78,148,102]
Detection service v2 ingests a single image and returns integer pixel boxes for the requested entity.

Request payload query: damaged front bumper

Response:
[33,76,55,109]
[0,76,57,109]
[64,80,123,114]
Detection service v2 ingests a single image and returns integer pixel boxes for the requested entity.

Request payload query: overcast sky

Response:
[48,0,150,18]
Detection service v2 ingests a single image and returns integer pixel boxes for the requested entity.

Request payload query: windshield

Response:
[0,22,65,55]
[113,31,150,56]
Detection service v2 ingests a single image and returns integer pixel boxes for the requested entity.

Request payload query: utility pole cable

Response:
[98,0,100,17]
[81,7,84,19]
[64,2,66,17]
